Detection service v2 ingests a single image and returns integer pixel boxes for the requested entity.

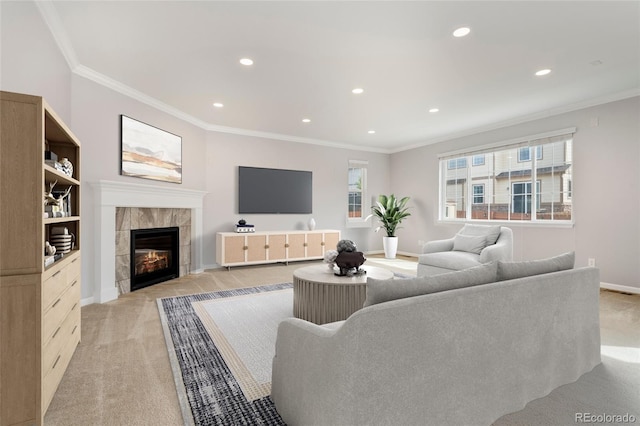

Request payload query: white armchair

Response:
[417,225,513,276]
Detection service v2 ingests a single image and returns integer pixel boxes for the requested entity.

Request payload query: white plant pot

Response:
[383,236,398,259]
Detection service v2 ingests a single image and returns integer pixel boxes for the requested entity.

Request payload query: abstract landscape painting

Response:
[121,115,182,183]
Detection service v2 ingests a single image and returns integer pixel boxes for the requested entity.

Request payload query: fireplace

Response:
[130,227,179,291]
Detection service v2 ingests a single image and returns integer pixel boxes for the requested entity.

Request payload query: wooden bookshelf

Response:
[1,91,82,425]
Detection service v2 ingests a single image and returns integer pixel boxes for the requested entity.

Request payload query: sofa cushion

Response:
[497,251,575,281]
[459,224,502,246]
[418,250,482,270]
[364,262,498,307]
[453,234,487,254]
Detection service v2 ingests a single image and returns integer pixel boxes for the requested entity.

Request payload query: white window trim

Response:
[346,160,370,228]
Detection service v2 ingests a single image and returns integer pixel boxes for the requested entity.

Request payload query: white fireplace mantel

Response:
[91,180,207,303]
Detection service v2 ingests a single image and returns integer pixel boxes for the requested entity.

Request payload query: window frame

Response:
[346,160,370,228]
[517,145,543,162]
[438,128,575,227]
[472,183,485,204]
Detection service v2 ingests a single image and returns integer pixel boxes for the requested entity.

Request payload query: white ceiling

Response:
[40,1,640,153]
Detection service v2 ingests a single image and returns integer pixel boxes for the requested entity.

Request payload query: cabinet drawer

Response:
[42,279,80,343]
[42,255,80,311]
[42,297,80,372]
[42,267,67,311]
[41,323,80,413]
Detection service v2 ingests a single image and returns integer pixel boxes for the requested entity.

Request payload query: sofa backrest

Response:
[326,266,601,425]
[367,251,574,307]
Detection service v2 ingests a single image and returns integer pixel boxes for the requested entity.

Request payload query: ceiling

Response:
[39,1,640,153]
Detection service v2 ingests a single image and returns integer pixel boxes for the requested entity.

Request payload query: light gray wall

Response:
[70,76,208,299]
[391,96,640,288]
[202,132,389,268]
[0,1,71,119]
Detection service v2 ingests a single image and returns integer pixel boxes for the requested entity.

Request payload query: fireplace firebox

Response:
[130,227,179,291]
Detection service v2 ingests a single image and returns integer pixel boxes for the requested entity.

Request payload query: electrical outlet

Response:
[588,258,596,267]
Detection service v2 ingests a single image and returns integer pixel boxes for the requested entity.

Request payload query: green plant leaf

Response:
[370,194,411,237]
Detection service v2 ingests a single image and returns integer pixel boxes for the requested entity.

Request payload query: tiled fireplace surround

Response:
[91,180,206,303]
[115,207,191,295]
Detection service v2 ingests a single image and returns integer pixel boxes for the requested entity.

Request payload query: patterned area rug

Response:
[157,284,291,426]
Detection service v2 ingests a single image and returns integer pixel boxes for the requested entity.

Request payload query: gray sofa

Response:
[272,255,601,426]
[418,224,513,276]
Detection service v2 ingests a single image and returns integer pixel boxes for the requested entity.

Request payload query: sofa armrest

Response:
[422,237,455,254]
[480,241,508,263]
[272,318,346,424]
[479,228,513,263]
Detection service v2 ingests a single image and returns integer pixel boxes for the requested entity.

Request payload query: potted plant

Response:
[369,194,411,259]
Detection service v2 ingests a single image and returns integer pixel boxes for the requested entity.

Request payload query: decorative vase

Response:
[60,157,73,177]
[308,217,316,231]
[383,236,398,259]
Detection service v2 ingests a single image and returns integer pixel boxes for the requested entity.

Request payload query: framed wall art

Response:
[120,115,182,184]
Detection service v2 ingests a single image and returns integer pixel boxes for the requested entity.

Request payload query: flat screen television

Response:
[239,166,312,214]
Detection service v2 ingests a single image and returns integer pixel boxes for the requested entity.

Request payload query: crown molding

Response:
[74,65,391,153]
[391,88,640,154]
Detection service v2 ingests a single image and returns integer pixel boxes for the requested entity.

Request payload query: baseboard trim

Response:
[365,250,419,257]
[81,296,94,306]
[600,282,640,295]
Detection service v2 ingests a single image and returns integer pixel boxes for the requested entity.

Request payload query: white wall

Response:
[391,96,640,289]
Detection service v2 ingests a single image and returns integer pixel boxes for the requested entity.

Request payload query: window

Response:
[439,129,574,223]
[347,160,368,224]
[448,157,467,169]
[517,146,542,162]
[472,155,485,166]
[511,181,540,214]
[472,184,485,204]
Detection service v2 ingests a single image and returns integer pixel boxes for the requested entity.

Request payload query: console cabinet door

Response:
[306,233,324,258]
[223,235,247,264]
[287,234,306,260]
[323,231,340,252]
[246,234,267,263]
[267,234,287,261]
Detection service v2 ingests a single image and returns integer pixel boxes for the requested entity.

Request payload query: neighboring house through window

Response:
[348,160,368,225]
[439,128,574,223]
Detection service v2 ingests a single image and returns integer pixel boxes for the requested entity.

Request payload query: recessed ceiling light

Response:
[352,88,364,94]
[240,58,254,66]
[302,118,311,123]
[453,27,471,37]
[535,68,552,76]
[368,130,376,134]
[429,108,440,113]
[213,102,224,108]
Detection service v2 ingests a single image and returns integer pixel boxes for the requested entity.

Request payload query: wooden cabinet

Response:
[1,91,82,425]
[216,230,341,268]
